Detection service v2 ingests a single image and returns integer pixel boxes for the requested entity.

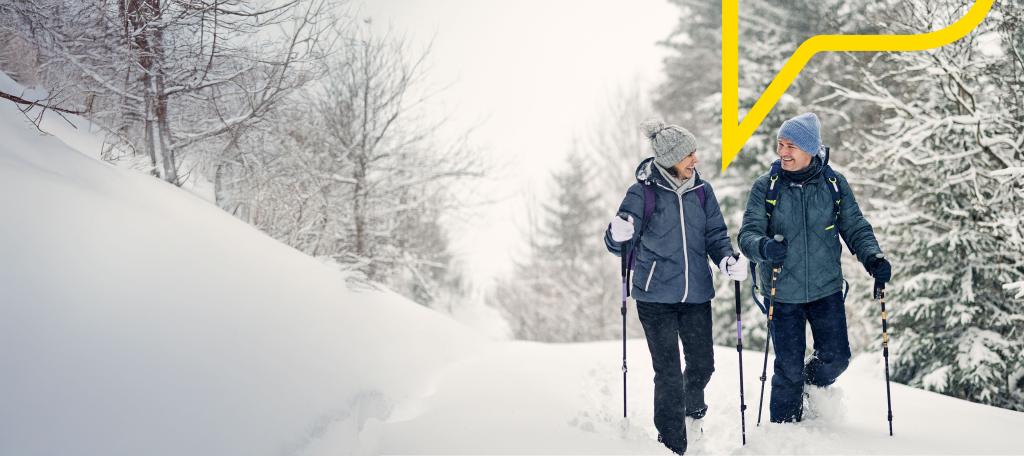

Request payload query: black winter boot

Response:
[657,433,686,455]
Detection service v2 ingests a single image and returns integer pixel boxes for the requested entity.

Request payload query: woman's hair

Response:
[664,165,679,178]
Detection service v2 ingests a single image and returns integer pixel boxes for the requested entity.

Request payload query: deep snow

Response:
[0,71,485,456]
[2,71,1023,455]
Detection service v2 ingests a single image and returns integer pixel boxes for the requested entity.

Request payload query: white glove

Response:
[609,215,635,242]
[719,254,749,282]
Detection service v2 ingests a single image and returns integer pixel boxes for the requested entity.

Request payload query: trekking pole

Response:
[620,239,633,418]
[756,234,784,426]
[734,276,747,445]
[875,272,894,436]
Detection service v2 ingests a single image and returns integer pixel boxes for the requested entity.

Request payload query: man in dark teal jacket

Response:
[738,113,891,422]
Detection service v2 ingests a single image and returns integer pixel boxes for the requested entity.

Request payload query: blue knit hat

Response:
[777,113,821,155]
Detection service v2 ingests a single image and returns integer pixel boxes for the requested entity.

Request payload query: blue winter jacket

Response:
[604,157,734,304]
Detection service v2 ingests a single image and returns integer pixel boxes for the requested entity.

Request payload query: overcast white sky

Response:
[355,0,678,290]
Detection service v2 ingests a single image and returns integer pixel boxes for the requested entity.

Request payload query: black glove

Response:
[866,254,892,285]
[759,237,787,266]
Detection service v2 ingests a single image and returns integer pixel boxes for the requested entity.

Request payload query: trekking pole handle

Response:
[770,235,784,273]
[874,253,886,292]
[770,235,786,271]
[733,279,742,321]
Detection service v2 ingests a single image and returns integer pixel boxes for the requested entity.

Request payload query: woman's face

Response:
[672,152,698,180]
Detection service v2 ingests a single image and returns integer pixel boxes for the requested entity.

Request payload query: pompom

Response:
[640,119,666,140]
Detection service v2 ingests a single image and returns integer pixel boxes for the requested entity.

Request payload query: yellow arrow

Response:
[721,0,995,172]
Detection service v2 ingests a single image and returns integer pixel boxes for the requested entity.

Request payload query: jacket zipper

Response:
[678,192,690,302]
[799,184,809,301]
[654,181,702,303]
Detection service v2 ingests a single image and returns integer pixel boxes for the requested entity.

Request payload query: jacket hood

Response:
[635,156,704,190]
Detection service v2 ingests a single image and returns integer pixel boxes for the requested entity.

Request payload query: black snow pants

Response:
[636,300,715,452]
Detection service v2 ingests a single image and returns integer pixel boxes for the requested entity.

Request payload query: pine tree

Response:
[491,148,637,342]
[834,0,1024,410]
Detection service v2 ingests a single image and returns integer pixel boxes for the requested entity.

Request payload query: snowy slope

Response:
[2,71,1023,455]
[0,72,487,456]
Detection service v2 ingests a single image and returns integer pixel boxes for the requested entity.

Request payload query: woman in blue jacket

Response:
[604,120,747,455]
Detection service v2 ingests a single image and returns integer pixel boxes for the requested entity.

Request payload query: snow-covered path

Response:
[370,341,1024,455]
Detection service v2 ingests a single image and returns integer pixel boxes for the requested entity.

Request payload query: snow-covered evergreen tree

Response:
[491,147,641,342]
[831,0,1024,411]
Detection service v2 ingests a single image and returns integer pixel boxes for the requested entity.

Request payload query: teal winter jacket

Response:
[738,160,882,303]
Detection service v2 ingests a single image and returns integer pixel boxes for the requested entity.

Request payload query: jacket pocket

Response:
[644,261,658,292]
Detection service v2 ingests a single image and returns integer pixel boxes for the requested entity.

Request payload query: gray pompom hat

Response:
[640,119,697,168]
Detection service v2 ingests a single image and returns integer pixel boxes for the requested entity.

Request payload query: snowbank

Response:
[0,71,487,456]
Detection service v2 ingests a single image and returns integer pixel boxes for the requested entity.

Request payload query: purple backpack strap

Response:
[626,183,658,271]
[695,185,706,209]
[641,184,657,226]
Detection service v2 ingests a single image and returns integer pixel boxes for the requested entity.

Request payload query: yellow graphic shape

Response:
[720,0,994,172]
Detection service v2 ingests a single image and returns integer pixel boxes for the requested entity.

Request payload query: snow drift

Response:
[0,71,485,456]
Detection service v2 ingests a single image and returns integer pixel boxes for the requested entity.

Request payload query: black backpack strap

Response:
[764,160,784,237]
[750,261,767,313]
[823,165,841,232]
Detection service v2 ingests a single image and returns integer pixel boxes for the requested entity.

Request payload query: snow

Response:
[922,366,952,392]
[956,329,1010,378]
[1004,281,1024,299]
[3,70,1024,454]
[0,71,486,456]
[369,343,1024,455]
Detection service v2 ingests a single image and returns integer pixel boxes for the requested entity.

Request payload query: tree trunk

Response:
[154,60,177,185]
[353,155,368,261]
[124,0,161,178]
[123,0,176,184]
[142,79,160,178]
